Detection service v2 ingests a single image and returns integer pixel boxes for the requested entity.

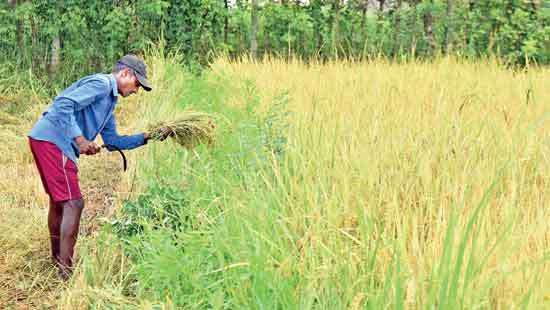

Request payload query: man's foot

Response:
[57,265,72,281]
[51,255,61,267]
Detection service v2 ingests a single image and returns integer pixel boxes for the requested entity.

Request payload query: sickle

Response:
[101,144,127,171]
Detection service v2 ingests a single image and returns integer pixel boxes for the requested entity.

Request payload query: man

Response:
[28,54,170,279]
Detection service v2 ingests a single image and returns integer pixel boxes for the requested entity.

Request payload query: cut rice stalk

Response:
[147,111,216,149]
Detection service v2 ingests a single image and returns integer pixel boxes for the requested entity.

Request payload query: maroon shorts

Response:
[29,138,82,202]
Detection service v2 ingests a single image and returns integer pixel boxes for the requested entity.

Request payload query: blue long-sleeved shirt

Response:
[29,73,146,163]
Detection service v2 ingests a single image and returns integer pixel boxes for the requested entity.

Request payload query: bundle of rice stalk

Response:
[147,111,216,149]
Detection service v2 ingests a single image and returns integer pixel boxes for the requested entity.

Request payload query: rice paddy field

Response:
[1,54,548,308]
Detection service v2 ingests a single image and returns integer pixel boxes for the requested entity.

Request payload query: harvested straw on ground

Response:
[0,110,20,125]
[147,111,216,149]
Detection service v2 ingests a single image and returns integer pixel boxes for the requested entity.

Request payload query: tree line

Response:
[0,0,548,81]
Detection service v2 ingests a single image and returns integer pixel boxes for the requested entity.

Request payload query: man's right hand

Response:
[75,136,101,155]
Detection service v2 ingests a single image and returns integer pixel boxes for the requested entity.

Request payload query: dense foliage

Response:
[0,0,548,83]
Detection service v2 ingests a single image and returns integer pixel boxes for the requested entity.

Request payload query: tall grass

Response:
[63,54,549,308]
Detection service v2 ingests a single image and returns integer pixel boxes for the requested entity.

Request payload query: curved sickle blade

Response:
[101,144,127,171]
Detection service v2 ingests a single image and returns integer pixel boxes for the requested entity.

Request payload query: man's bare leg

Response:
[58,198,84,279]
[48,199,63,265]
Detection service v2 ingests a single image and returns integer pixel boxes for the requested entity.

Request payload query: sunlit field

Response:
[203,57,549,308]
[2,55,547,308]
